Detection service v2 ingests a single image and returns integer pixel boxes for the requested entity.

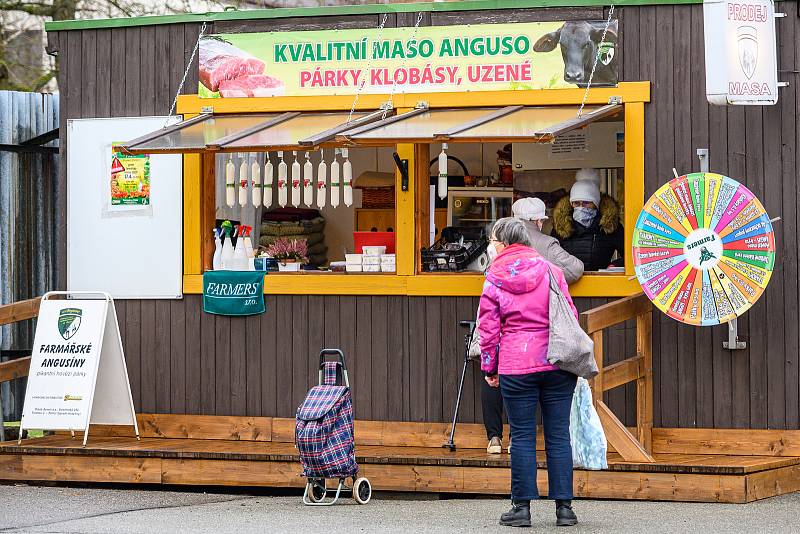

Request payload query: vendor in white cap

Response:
[552,168,625,271]
[512,197,584,284]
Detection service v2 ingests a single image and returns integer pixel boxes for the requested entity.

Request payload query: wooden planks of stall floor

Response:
[1,439,796,503]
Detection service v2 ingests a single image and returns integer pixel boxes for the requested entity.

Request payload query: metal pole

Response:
[699,148,747,351]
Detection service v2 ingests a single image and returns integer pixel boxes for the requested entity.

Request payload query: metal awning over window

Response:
[119,109,393,155]
[335,104,622,146]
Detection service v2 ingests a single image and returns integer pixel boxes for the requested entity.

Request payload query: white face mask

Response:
[486,242,498,263]
[573,206,598,227]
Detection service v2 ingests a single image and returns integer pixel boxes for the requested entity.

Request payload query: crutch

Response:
[443,320,477,451]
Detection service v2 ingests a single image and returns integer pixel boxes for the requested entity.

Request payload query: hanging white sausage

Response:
[303,151,314,207]
[251,155,261,208]
[316,150,327,209]
[291,151,301,208]
[330,148,340,208]
[225,154,235,208]
[238,154,248,208]
[438,143,448,200]
[263,155,273,209]
[342,148,353,207]
[277,151,288,208]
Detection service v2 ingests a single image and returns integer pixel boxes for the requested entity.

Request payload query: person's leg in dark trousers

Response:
[539,370,577,500]
[499,374,540,502]
[481,377,504,440]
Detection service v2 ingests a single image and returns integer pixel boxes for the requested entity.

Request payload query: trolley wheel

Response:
[353,477,371,505]
[308,478,327,503]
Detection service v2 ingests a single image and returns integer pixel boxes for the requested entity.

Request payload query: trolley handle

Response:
[319,349,347,371]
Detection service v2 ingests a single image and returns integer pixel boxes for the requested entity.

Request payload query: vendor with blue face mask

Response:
[551,169,625,271]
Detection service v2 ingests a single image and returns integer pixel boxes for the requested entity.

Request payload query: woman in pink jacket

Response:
[478,217,579,528]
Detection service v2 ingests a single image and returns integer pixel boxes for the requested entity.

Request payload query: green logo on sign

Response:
[58,308,82,340]
[699,246,717,266]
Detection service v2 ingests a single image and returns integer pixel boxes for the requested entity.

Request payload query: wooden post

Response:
[201,152,216,273]
[636,311,653,454]
[414,143,430,274]
[590,330,604,405]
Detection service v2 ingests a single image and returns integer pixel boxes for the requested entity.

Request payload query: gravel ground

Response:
[1,484,798,534]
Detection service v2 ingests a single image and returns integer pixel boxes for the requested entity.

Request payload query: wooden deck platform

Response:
[2,415,799,503]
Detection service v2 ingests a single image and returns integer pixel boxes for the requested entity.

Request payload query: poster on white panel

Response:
[19,292,138,446]
[68,117,183,299]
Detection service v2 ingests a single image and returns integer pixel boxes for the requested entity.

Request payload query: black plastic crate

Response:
[421,226,488,272]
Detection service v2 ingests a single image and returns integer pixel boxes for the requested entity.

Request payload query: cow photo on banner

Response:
[197,20,619,98]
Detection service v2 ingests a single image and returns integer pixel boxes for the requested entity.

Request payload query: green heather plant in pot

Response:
[265,238,308,272]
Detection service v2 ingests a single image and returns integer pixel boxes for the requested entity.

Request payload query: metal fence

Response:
[0,90,60,423]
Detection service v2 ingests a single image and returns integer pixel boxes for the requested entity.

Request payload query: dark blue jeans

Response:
[499,370,577,501]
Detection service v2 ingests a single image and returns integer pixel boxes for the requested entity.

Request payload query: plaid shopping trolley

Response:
[296,349,372,505]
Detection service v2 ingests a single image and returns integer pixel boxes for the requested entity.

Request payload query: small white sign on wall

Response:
[19,292,138,446]
[703,0,781,105]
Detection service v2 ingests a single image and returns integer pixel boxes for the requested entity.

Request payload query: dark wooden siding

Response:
[113,295,631,426]
[47,3,800,429]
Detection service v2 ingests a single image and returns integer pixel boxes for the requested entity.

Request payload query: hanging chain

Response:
[348,14,389,123]
[384,11,425,118]
[165,21,207,127]
[577,5,615,117]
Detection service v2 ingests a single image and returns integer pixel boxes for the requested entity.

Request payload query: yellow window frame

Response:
[180,82,649,298]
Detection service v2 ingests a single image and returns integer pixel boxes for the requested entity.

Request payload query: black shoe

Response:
[500,501,531,527]
[555,499,578,527]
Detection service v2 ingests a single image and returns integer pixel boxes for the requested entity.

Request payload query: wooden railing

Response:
[0,297,40,384]
[580,292,655,463]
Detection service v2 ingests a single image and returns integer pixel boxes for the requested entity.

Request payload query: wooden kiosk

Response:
[2,1,800,503]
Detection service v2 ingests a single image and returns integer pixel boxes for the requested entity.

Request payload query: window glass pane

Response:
[451,106,600,140]
[351,109,496,141]
[212,147,399,273]
[225,112,365,150]
[136,114,278,151]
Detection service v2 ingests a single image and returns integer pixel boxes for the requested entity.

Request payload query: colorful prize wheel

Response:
[633,173,775,325]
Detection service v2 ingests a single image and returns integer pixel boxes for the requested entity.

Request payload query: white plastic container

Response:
[345,264,363,273]
[362,256,381,266]
[278,261,302,272]
[344,253,363,264]
[380,264,396,273]
[380,254,396,264]
[362,246,386,256]
[363,265,381,272]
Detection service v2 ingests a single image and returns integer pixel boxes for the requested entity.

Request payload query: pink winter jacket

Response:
[478,244,579,376]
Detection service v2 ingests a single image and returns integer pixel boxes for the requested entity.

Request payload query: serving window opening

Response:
[215,147,401,273]
[409,107,626,275]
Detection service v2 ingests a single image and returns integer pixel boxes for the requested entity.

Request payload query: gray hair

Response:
[491,217,532,247]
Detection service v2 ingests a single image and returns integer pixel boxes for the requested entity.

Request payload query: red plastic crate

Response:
[353,231,395,254]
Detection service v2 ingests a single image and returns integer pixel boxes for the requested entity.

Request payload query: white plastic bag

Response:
[570,377,608,470]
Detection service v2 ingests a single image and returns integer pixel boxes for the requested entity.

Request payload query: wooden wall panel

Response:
[47,3,800,429]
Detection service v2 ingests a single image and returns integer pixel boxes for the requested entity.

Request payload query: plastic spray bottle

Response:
[212,228,223,270]
[232,225,247,270]
[243,226,256,271]
[220,220,234,270]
